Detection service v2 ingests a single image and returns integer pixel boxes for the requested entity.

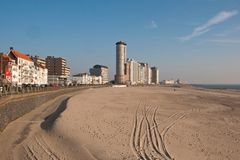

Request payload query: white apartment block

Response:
[89,65,109,84]
[72,73,103,85]
[128,59,140,85]
[139,63,149,84]
[7,48,48,86]
[34,64,48,86]
[11,64,19,85]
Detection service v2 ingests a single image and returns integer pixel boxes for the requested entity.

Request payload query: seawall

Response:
[0,87,86,132]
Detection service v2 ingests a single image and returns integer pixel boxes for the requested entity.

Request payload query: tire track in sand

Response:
[130,104,186,160]
[23,135,60,160]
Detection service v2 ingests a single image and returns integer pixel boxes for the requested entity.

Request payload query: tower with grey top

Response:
[115,41,127,84]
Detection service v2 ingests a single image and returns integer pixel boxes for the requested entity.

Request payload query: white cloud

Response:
[149,20,158,29]
[179,10,238,41]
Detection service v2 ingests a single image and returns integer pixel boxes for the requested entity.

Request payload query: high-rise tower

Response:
[115,41,127,84]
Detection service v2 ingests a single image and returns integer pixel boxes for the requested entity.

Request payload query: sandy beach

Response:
[0,86,240,160]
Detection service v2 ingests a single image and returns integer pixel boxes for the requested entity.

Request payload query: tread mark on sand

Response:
[130,103,186,160]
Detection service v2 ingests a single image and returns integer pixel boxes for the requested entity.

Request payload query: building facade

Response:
[32,55,46,68]
[32,55,48,86]
[139,63,149,84]
[8,48,35,85]
[72,73,102,85]
[151,67,159,84]
[0,47,47,86]
[128,59,140,85]
[46,56,70,85]
[114,41,160,85]
[0,53,12,80]
[115,41,127,84]
[90,64,109,84]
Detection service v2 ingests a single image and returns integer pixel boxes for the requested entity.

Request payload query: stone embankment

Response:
[0,87,87,132]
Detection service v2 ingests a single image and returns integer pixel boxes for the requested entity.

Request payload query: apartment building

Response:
[115,41,159,85]
[139,63,149,84]
[89,64,109,84]
[46,56,70,85]
[6,47,48,86]
[0,53,13,84]
[72,73,102,85]
[151,67,159,84]
[8,48,35,85]
[32,55,46,68]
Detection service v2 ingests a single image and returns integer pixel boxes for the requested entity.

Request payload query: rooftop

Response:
[116,41,127,46]
[0,54,13,62]
[10,49,32,62]
[93,64,108,69]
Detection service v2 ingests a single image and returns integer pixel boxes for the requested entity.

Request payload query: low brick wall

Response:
[0,87,85,132]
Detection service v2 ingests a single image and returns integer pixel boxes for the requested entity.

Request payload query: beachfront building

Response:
[8,47,35,86]
[0,53,13,82]
[33,64,48,86]
[151,67,159,84]
[32,55,46,68]
[1,48,49,87]
[90,64,109,84]
[161,80,175,85]
[32,55,48,86]
[10,64,18,85]
[124,59,152,85]
[115,41,127,84]
[72,73,90,85]
[46,56,70,85]
[139,63,149,84]
[1,52,36,86]
[114,41,160,85]
[127,59,140,85]
[92,75,103,85]
[0,53,17,87]
[148,67,152,84]
[72,73,102,85]
[64,66,71,78]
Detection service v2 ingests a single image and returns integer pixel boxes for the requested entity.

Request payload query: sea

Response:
[192,84,240,91]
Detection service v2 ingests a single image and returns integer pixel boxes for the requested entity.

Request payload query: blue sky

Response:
[0,0,240,84]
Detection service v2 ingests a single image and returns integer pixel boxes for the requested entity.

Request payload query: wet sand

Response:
[0,86,240,160]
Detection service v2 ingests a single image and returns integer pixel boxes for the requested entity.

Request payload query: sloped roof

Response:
[2,54,13,62]
[10,50,33,62]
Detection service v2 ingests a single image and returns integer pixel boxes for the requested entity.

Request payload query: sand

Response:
[0,86,240,160]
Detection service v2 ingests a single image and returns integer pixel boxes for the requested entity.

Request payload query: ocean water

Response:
[193,84,240,90]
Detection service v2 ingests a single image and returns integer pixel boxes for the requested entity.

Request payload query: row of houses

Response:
[0,47,71,87]
[0,48,48,86]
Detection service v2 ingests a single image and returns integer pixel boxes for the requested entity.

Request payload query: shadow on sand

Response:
[40,97,70,131]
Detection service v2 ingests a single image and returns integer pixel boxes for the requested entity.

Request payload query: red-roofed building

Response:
[0,53,13,82]
[0,48,49,87]
[8,47,35,85]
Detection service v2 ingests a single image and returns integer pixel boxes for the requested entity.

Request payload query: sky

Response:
[0,0,240,84]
